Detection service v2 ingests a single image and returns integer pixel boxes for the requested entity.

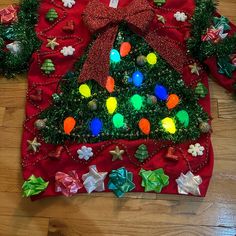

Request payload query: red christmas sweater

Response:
[2,0,235,199]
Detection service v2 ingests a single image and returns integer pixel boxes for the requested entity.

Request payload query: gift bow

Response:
[139,168,169,193]
[55,170,83,197]
[82,165,107,193]
[83,0,153,34]
[176,171,202,196]
[0,5,17,24]
[79,0,188,88]
[22,175,49,197]
[108,167,135,197]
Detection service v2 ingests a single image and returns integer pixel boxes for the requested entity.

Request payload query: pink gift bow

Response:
[0,5,17,24]
[55,170,83,197]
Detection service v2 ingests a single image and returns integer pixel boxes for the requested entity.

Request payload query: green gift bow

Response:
[213,16,231,31]
[139,168,169,193]
[22,175,49,197]
[108,167,135,198]
[217,57,236,78]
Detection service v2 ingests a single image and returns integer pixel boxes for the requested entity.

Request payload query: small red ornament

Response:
[165,147,178,161]
[62,20,75,33]
[29,89,42,102]
[48,146,63,160]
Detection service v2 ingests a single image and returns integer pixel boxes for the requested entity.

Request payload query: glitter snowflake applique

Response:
[60,46,75,56]
[77,146,93,161]
[188,143,205,157]
[174,11,187,22]
[62,0,76,8]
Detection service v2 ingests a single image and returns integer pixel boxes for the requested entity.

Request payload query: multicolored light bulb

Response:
[112,113,125,128]
[110,49,121,63]
[161,117,176,134]
[106,97,117,114]
[130,94,143,110]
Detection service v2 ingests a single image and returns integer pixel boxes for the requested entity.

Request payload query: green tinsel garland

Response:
[0,0,41,78]
[187,0,236,62]
[39,24,209,145]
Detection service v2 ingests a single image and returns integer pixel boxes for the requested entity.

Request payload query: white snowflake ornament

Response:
[77,146,93,161]
[60,46,75,56]
[188,143,205,157]
[174,11,187,22]
[6,41,21,55]
[62,0,76,8]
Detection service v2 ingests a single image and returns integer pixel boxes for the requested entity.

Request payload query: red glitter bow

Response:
[0,5,17,24]
[79,0,188,88]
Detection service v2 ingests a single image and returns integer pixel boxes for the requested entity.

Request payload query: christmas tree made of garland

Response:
[39,24,209,145]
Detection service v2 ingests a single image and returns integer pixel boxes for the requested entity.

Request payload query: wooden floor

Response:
[0,1,236,235]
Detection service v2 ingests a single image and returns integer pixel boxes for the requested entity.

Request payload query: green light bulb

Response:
[130,94,143,110]
[176,110,189,127]
[112,113,124,128]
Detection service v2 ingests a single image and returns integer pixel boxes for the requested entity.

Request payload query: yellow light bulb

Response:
[161,117,176,134]
[79,84,91,98]
[146,53,157,65]
[106,97,117,114]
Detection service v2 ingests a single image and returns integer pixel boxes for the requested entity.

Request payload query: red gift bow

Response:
[55,170,83,197]
[0,5,17,24]
[78,0,189,88]
[201,28,221,43]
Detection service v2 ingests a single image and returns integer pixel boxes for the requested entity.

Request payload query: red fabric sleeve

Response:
[204,13,236,93]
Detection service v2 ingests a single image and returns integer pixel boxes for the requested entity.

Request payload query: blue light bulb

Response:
[90,118,103,136]
[154,85,168,100]
[132,71,144,87]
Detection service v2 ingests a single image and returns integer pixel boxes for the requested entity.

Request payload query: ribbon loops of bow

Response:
[79,0,155,88]
[79,0,188,88]
[0,5,17,24]
[82,0,154,34]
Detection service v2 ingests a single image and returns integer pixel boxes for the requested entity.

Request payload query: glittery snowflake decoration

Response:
[174,11,187,22]
[77,146,93,161]
[62,0,76,8]
[6,41,21,55]
[60,46,75,56]
[188,143,205,157]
